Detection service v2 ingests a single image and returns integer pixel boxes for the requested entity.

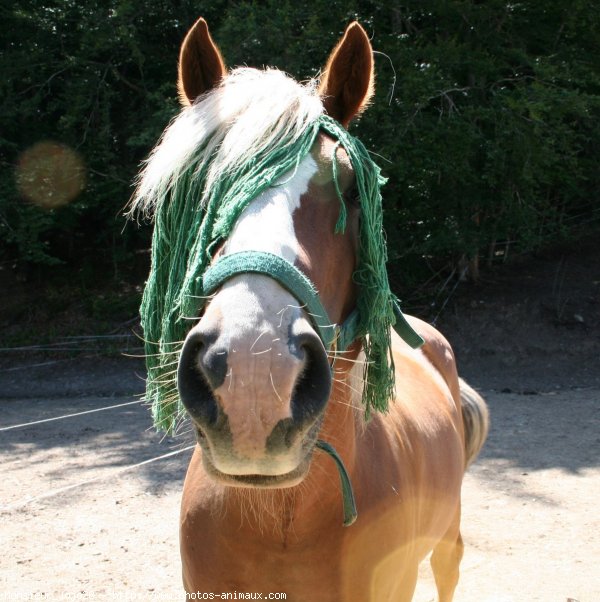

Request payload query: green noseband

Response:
[202,251,337,348]
[201,249,423,356]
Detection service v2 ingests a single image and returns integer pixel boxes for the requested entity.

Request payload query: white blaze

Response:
[224,154,317,259]
[200,154,320,469]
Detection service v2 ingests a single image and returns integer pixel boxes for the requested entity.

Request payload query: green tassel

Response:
[331,141,347,234]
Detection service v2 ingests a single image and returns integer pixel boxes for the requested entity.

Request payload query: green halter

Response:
[140,112,423,434]
[202,249,423,356]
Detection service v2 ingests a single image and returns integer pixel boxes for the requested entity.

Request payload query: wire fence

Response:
[0,367,193,514]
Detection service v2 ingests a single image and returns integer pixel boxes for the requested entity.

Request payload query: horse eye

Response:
[343,184,360,208]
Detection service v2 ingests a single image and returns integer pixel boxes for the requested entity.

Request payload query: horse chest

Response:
[180,489,432,602]
[181,517,345,601]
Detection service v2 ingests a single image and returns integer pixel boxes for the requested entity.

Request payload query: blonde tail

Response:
[459,378,489,468]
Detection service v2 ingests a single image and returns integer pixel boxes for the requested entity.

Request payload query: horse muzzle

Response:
[177,277,332,486]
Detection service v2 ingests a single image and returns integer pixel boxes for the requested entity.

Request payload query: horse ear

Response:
[318,22,375,127]
[177,17,227,106]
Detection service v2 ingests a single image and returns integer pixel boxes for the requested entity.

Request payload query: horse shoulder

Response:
[354,321,465,495]
[350,320,466,536]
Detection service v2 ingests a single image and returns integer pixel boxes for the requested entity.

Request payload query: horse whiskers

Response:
[186,292,216,300]
[209,445,347,536]
[333,370,371,387]
[147,370,178,382]
[269,371,283,403]
[328,358,364,369]
[172,426,196,444]
[152,368,178,379]
[309,457,340,491]
[160,399,181,409]
[249,329,269,352]
[232,486,302,538]
[302,312,335,329]
[161,350,184,357]
[329,367,365,384]
[130,350,180,360]
[226,367,233,393]
[152,366,179,375]
[148,397,179,411]
[326,346,362,357]
[276,304,303,328]
[325,350,365,364]
[206,442,347,537]
[209,489,228,523]
[251,347,273,356]
[231,477,326,539]
[134,338,186,350]
[329,396,363,413]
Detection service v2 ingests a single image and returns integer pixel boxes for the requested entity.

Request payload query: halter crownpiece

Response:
[136,79,422,433]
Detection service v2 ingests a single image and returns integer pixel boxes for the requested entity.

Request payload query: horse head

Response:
[132,18,416,498]
[174,19,373,487]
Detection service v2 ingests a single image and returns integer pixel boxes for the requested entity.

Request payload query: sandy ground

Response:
[1,353,598,602]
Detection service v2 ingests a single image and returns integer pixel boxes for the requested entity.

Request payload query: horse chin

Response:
[193,411,324,489]
[201,455,311,489]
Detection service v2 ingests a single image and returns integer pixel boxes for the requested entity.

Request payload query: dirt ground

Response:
[1,237,599,601]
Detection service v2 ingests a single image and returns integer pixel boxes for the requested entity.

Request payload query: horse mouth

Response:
[192,412,324,488]
[201,453,311,488]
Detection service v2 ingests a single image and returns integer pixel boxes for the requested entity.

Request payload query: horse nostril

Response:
[178,327,221,426]
[199,346,229,391]
[289,329,332,425]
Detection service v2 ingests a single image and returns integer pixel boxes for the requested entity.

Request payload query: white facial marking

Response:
[223,154,317,260]
[200,153,320,470]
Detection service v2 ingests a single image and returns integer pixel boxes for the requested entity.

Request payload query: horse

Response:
[132,18,489,602]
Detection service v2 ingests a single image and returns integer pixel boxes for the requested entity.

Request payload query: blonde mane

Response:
[131,68,324,216]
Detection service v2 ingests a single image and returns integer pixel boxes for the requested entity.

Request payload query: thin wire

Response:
[373,50,397,106]
[431,265,468,326]
[0,399,146,432]
[1,444,196,513]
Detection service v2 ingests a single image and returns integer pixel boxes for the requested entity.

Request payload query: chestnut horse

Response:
[136,18,488,602]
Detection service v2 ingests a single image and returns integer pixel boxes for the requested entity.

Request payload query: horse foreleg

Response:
[389,563,418,602]
[430,515,464,602]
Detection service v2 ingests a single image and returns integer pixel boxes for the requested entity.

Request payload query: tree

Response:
[1,1,598,292]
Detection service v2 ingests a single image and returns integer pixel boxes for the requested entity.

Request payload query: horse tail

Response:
[459,378,489,468]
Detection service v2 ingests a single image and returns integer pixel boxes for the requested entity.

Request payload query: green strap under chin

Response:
[316,439,357,526]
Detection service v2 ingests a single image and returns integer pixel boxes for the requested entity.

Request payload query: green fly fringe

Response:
[139,113,397,433]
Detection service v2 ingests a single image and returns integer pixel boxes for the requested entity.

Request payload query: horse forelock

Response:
[131,68,324,216]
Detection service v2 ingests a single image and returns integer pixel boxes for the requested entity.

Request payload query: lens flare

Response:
[15,141,86,209]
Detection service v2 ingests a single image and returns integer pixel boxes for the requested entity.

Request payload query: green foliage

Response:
[1,0,598,291]
[357,0,600,287]
[1,0,191,268]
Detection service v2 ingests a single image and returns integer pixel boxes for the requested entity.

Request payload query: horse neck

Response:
[217,346,363,542]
